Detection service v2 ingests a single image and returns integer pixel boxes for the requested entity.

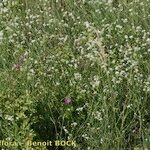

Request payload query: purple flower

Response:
[12,63,20,71]
[64,97,72,105]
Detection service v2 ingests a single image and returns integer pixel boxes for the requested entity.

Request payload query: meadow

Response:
[0,0,150,149]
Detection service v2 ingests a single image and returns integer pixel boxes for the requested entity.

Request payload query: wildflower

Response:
[63,126,69,134]
[12,51,28,71]
[82,134,89,140]
[71,122,77,127]
[76,107,83,111]
[64,97,72,105]
[0,31,3,41]
[74,73,82,80]
[12,63,20,71]
[5,115,13,121]
[19,51,28,63]
[84,21,90,28]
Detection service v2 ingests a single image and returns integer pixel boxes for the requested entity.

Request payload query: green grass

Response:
[0,0,150,150]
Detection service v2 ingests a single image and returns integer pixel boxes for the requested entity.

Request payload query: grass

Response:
[0,0,150,150]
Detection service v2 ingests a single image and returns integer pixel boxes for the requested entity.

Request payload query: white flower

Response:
[0,31,3,41]
[63,126,69,134]
[74,73,82,80]
[116,25,122,29]
[84,21,90,28]
[108,0,113,4]
[76,107,84,111]
[91,76,100,88]
[71,122,77,127]
[92,111,102,121]
[5,115,13,121]
[82,134,89,140]
[146,38,150,44]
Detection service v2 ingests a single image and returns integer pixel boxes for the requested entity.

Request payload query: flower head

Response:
[64,97,72,105]
[12,63,20,71]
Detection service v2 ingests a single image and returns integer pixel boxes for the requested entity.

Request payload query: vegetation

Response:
[0,0,150,149]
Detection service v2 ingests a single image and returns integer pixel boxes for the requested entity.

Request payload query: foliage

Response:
[0,0,150,149]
